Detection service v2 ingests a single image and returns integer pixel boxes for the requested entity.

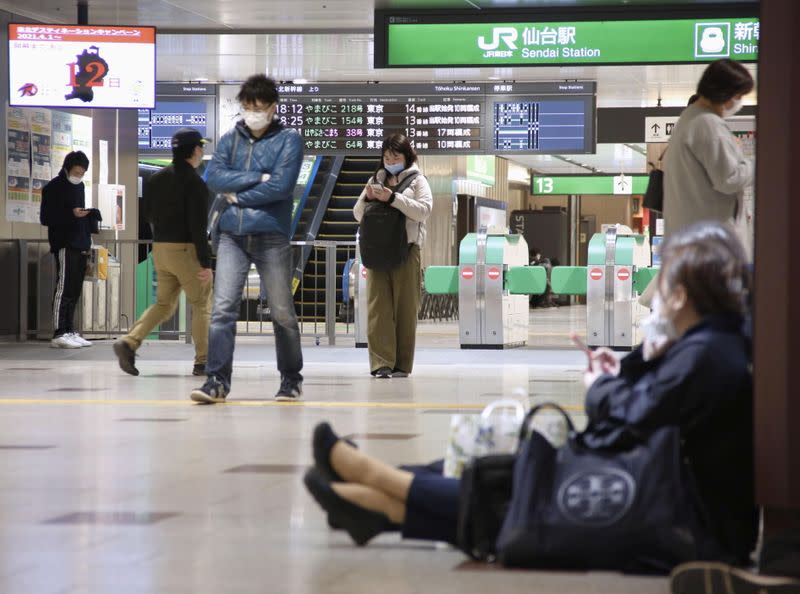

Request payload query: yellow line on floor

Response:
[0,398,584,412]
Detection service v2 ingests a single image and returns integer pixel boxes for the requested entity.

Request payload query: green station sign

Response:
[532,175,649,195]
[387,18,759,67]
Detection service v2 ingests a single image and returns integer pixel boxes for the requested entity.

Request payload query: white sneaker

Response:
[67,333,92,347]
[51,335,82,349]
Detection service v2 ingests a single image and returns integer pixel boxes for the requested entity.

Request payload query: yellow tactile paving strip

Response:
[0,398,584,412]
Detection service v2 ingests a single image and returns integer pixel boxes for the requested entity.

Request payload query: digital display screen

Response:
[493,98,592,153]
[138,100,210,150]
[8,24,155,109]
[274,83,485,154]
[220,81,594,155]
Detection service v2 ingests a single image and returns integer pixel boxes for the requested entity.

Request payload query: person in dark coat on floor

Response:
[302,221,760,574]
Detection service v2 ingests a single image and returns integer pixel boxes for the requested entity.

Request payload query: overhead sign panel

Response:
[532,175,649,195]
[381,17,758,67]
[644,116,681,143]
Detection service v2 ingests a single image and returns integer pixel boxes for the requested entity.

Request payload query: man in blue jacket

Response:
[191,74,304,403]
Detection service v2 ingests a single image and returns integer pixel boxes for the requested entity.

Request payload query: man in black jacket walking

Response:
[40,150,96,349]
[113,128,213,376]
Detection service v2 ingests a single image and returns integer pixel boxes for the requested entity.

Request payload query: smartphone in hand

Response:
[369,183,384,193]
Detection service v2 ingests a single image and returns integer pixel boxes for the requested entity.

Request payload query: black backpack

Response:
[359,171,420,271]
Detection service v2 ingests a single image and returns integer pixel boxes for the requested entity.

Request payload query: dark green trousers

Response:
[366,244,421,373]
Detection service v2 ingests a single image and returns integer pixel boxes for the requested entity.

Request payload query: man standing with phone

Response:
[40,150,95,348]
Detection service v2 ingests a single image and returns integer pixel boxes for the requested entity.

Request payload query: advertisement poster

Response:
[30,108,53,221]
[8,25,155,109]
[71,114,93,207]
[6,106,32,222]
[50,110,73,175]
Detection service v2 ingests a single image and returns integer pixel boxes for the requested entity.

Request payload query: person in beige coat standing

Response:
[642,59,754,308]
[353,134,433,378]
[663,59,754,237]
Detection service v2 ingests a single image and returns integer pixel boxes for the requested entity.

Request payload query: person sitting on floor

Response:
[303,221,758,571]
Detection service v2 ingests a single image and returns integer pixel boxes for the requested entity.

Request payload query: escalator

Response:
[294,156,379,321]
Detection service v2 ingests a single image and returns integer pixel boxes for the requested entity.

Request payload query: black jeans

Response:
[53,248,87,337]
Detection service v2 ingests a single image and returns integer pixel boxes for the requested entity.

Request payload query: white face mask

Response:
[722,97,743,118]
[243,110,271,131]
[68,175,83,185]
[640,294,678,360]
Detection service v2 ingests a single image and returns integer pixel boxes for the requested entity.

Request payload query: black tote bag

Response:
[496,403,703,574]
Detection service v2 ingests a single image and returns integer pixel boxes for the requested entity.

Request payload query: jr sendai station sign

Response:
[385,18,759,67]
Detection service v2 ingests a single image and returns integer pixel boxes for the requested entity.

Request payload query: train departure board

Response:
[138,99,210,150]
[138,84,217,153]
[489,82,595,154]
[219,81,595,155]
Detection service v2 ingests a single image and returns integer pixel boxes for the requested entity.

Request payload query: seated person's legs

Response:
[306,422,460,546]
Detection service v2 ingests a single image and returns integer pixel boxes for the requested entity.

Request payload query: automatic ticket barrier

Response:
[550,227,655,349]
[426,231,545,349]
[424,226,657,350]
[587,228,652,348]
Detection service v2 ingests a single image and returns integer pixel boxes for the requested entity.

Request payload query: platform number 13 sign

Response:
[535,177,554,194]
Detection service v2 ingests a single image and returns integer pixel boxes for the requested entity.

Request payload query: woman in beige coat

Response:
[353,134,433,378]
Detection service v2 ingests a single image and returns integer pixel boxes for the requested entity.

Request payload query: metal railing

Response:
[4,238,359,345]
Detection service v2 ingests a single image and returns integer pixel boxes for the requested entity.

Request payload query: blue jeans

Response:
[207,232,303,390]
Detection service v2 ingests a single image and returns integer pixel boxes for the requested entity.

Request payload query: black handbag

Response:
[456,402,564,562]
[496,403,703,574]
[643,149,667,212]
[456,453,515,561]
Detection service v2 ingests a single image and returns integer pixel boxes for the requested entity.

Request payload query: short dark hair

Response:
[659,222,750,317]
[237,74,279,106]
[62,151,89,172]
[696,59,754,104]
[687,93,700,106]
[380,133,417,170]
[172,144,199,162]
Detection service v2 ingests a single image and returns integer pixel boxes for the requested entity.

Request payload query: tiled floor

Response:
[0,306,668,594]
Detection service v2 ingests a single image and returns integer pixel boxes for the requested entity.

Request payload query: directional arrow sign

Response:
[613,174,632,195]
[645,116,680,142]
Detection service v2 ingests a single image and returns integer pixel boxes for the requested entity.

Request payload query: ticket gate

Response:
[550,227,655,349]
[587,227,650,348]
[426,230,546,349]
[424,226,657,350]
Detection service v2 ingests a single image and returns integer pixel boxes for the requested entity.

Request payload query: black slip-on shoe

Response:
[303,466,389,546]
[192,363,206,376]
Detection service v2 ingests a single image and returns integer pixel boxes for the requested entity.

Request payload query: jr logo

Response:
[478,27,518,50]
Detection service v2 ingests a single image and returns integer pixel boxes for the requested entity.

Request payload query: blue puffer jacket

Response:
[206,120,303,237]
